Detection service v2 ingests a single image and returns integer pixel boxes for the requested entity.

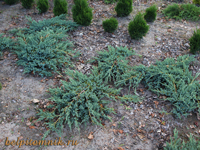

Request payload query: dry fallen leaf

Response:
[29,126,36,129]
[26,120,31,126]
[32,99,40,103]
[118,130,123,134]
[118,147,124,150]
[112,123,116,127]
[88,132,94,140]
[137,133,145,140]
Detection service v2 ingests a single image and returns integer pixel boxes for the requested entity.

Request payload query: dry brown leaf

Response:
[118,130,123,134]
[88,132,94,140]
[32,99,39,103]
[112,123,116,127]
[29,126,36,129]
[118,147,124,150]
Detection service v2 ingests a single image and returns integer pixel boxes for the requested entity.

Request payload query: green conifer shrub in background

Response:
[37,68,140,138]
[189,28,200,54]
[4,0,19,5]
[117,55,200,118]
[115,0,133,17]
[53,0,68,16]
[193,0,200,5]
[128,13,149,40]
[0,82,2,90]
[144,5,157,22]
[21,0,34,9]
[104,0,118,4]
[164,128,200,150]
[163,3,200,21]
[72,0,93,26]
[102,17,118,33]
[162,3,180,20]
[37,0,49,13]
[90,46,137,83]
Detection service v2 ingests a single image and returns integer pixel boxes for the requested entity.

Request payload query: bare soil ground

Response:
[0,0,200,150]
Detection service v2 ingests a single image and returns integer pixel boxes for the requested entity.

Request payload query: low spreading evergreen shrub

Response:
[21,0,34,9]
[90,46,137,83]
[163,3,200,21]
[0,33,14,56]
[164,128,200,150]
[118,55,200,118]
[102,17,118,33]
[4,0,19,5]
[72,0,93,26]
[189,28,200,54]
[144,5,157,22]
[0,82,2,90]
[13,28,77,77]
[10,14,78,35]
[9,15,79,77]
[37,68,140,138]
[128,13,149,40]
[115,0,133,17]
[37,0,49,13]
[53,0,68,16]
[193,0,200,5]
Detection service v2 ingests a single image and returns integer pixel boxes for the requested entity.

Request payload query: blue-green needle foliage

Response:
[36,68,139,139]
[9,15,79,77]
[13,28,77,77]
[10,14,79,35]
[90,46,137,83]
[118,55,200,118]
[0,33,14,56]
[164,128,200,150]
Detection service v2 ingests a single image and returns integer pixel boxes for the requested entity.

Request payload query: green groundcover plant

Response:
[164,128,200,150]
[163,3,200,21]
[189,28,200,54]
[117,55,200,118]
[90,46,137,83]
[37,68,140,138]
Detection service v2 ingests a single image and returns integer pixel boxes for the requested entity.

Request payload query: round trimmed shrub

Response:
[189,28,200,54]
[103,17,118,33]
[115,0,133,17]
[21,0,34,9]
[144,5,157,22]
[72,0,93,26]
[4,0,19,5]
[53,0,68,16]
[37,0,49,14]
[128,13,149,40]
